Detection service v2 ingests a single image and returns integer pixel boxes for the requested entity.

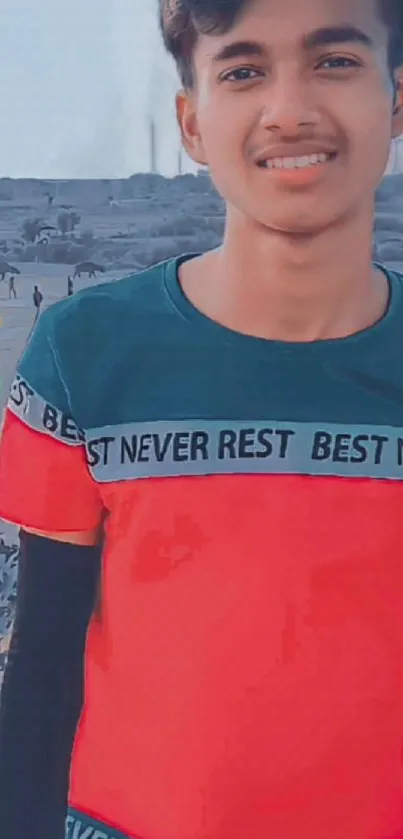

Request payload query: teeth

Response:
[296,156,311,167]
[260,152,332,170]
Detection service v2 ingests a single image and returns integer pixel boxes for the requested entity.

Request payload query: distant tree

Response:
[57,211,71,236]
[70,211,81,231]
[22,219,39,244]
[21,218,55,245]
[57,210,81,235]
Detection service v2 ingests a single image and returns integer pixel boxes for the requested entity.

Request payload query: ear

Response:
[391,69,403,137]
[176,90,208,166]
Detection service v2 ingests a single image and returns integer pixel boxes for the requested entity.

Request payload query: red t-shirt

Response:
[2,256,403,839]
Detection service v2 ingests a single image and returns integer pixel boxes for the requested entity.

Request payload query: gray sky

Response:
[0,0,195,178]
[0,0,400,179]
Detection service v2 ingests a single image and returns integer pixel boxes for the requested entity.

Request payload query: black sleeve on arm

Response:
[0,530,101,839]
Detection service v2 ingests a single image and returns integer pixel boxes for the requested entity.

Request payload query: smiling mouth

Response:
[257,152,337,170]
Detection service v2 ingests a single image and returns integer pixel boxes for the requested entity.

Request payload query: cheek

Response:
[320,79,392,170]
[337,95,392,190]
[352,103,392,167]
[353,99,391,135]
[197,100,251,163]
[339,74,392,144]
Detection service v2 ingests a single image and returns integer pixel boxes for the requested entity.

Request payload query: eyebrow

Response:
[212,26,374,63]
[304,25,373,51]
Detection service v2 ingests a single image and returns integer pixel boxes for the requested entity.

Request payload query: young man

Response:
[1,0,403,837]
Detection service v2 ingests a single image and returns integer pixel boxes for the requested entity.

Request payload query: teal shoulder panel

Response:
[15,305,72,414]
[11,259,169,430]
[49,259,178,426]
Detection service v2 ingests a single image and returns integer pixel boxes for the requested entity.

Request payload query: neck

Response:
[197,206,387,342]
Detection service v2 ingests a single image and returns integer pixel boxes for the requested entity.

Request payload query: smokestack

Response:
[150,119,157,174]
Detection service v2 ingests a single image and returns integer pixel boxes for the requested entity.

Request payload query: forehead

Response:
[193,0,388,61]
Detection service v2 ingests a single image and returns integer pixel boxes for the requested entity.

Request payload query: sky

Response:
[0,0,401,180]
[0,0,195,179]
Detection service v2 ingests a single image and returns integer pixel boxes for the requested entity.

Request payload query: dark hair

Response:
[159,0,403,88]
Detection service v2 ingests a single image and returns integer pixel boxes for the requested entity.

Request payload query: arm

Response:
[0,307,104,839]
[0,530,101,839]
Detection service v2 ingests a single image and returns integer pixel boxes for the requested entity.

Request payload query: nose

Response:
[260,77,321,134]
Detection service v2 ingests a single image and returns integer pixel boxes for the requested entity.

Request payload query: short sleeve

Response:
[0,308,104,532]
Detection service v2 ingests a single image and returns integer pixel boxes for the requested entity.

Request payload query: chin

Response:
[257,209,341,237]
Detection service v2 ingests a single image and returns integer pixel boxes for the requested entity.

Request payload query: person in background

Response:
[32,285,43,322]
[67,276,74,297]
[8,276,17,300]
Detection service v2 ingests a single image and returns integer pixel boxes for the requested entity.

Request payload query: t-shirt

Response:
[2,253,403,839]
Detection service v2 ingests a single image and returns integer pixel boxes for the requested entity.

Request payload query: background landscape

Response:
[0,168,403,682]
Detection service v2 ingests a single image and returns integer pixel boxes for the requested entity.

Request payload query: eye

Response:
[316,55,361,70]
[220,67,264,83]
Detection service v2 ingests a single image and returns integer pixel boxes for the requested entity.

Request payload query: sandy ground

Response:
[0,260,129,543]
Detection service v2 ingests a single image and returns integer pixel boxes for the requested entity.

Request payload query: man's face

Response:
[178,0,403,234]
